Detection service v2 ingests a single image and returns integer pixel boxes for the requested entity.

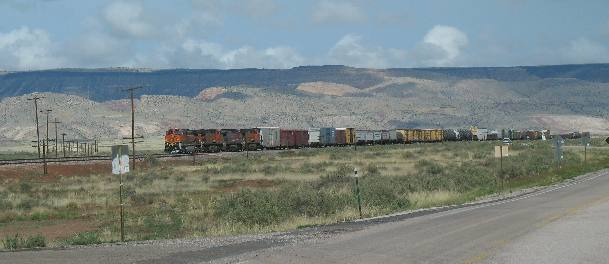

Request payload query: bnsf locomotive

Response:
[165,127,571,154]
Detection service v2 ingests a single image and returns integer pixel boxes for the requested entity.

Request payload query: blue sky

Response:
[0,0,608,70]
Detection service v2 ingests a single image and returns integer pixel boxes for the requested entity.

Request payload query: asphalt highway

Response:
[3,170,609,264]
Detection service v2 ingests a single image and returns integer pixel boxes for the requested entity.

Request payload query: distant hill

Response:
[2,64,609,101]
[2,63,609,142]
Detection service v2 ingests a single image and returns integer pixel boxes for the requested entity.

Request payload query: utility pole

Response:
[41,109,52,174]
[50,119,61,158]
[123,86,143,171]
[61,133,67,157]
[27,95,44,158]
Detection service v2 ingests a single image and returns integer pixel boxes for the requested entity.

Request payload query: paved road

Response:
[3,170,609,264]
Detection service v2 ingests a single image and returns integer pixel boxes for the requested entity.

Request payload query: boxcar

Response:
[389,129,398,143]
[443,129,458,141]
[308,128,321,147]
[372,130,382,144]
[356,129,371,144]
[221,129,243,151]
[396,129,418,143]
[259,127,280,149]
[335,129,347,145]
[280,129,309,148]
[320,127,336,146]
[381,130,391,144]
[341,128,356,145]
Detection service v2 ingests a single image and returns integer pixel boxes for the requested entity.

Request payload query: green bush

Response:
[319,164,353,185]
[214,189,284,227]
[360,176,409,210]
[64,232,101,246]
[2,234,46,250]
[416,160,444,175]
[140,204,184,239]
[214,183,353,227]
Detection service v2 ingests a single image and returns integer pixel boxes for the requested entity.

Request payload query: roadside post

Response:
[581,135,590,164]
[554,135,564,170]
[494,145,508,191]
[112,145,129,242]
[354,168,362,219]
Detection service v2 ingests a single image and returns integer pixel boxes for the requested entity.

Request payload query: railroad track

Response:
[0,153,195,166]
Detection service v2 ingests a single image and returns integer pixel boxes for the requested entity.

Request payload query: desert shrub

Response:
[0,192,12,210]
[144,154,159,167]
[201,174,210,183]
[278,184,351,217]
[260,164,281,175]
[64,232,101,246]
[16,198,38,210]
[19,182,33,193]
[30,211,50,221]
[139,204,184,240]
[319,164,353,185]
[214,183,353,227]
[401,151,414,159]
[2,234,46,250]
[416,160,444,175]
[364,163,382,177]
[360,176,409,210]
[214,189,284,227]
[24,234,46,248]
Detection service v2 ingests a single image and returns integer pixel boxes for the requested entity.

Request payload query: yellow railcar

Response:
[344,128,356,145]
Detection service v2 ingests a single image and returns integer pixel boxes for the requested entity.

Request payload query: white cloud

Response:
[563,38,609,64]
[152,39,304,69]
[412,25,468,66]
[64,31,133,68]
[0,27,63,70]
[328,34,406,68]
[312,1,366,24]
[103,1,154,38]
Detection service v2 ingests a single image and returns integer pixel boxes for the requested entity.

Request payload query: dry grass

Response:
[1,139,607,249]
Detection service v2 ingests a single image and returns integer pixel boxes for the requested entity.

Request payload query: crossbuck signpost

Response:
[112,145,129,242]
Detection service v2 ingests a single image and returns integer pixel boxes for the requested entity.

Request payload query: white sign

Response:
[112,145,130,175]
[494,145,508,158]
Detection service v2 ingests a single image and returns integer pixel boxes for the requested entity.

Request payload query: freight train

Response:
[164,127,581,154]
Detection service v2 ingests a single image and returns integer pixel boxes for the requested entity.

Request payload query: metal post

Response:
[42,141,47,174]
[354,168,362,219]
[61,133,66,157]
[584,144,587,164]
[500,145,503,191]
[118,147,125,242]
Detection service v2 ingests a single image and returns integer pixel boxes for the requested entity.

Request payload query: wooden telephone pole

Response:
[27,95,44,158]
[40,109,52,174]
[50,119,61,158]
[122,86,144,171]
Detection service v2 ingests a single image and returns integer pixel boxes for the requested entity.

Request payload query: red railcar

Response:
[280,129,309,148]
[241,128,262,150]
[335,129,347,145]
